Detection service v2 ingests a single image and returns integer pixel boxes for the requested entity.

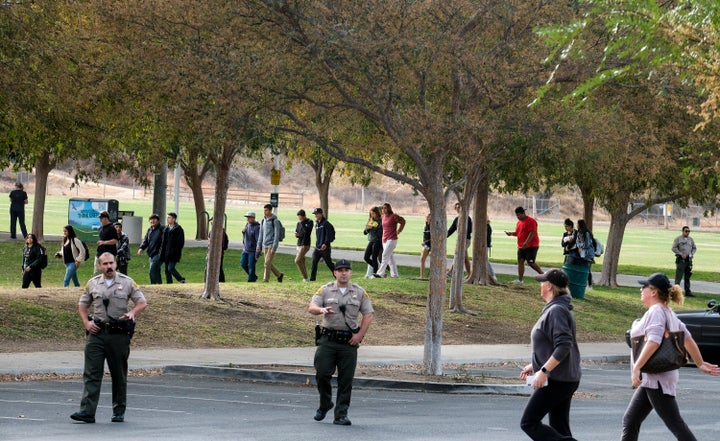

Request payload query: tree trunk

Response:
[182,155,211,240]
[311,158,333,218]
[468,176,491,285]
[579,183,595,231]
[423,189,448,375]
[597,205,630,287]
[201,145,233,300]
[31,150,54,242]
[449,198,474,314]
[153,163,168,221]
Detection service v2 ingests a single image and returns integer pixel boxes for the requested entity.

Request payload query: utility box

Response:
[68,198,120,242]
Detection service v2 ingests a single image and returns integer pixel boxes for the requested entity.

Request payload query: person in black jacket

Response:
[294,209,314,282]
[309,208,335,282]
[9,182,28,239]
[162,212,186,284]
[21,233,45,288]
[137,214,165,284]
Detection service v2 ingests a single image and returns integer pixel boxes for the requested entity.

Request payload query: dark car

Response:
[625,300,720,365]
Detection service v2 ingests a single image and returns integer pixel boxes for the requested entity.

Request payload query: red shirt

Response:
[381,214,401,242]
[515,216,540,248]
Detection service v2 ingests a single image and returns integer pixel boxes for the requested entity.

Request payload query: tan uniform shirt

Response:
[311,281,373,331]
[79,273,146,322]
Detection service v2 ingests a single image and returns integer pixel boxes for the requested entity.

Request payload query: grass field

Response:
[3,194,720,283]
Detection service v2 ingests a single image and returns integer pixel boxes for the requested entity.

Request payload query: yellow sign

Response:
[271,169,281,186]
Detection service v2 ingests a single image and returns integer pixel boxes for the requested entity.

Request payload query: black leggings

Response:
[363,241,382,273]
[22,268,42,288]
[621,385,696,441]
[521,379,579,441]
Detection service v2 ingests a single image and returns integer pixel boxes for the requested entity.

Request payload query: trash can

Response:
[562,259,590,299]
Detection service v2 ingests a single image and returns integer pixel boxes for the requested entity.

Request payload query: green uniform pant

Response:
[314,336,358,419]
[79,331,130,416]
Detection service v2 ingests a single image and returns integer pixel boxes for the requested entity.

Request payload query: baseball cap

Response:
[245,211,256,218]
[515,206,526,214]
[98,211,110,219]
[312,208,323,214]
[297,209,306,216]
[534,269,569,288]
[638,272,672,291]
[334,259,352,270]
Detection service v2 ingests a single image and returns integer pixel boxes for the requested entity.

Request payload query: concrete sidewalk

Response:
[0,342,628,376]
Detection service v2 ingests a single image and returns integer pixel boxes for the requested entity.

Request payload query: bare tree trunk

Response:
[311,158,334,218]
[423,189,448,375]
[579,184,595,231]
[449,197,475,314]
[597,206,629,287]
[201,145,233,300]
[183,157,211,240]
[468,176,492,285]
[31,150,55,242]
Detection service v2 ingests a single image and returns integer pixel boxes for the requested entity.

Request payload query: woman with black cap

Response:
[621,272,719,441]
[520,268,581,441]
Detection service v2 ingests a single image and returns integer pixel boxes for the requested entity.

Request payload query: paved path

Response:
[0,343,628,376]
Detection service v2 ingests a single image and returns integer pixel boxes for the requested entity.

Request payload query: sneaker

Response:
[303,278,310,282]
[586,285,593,291]
[511,279,524,284]
[278,273,284,283]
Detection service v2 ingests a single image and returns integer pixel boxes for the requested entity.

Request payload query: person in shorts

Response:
[505,206,543,284]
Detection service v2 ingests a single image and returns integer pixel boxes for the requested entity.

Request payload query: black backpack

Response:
[40,248,48,269]
[73,238,90,261]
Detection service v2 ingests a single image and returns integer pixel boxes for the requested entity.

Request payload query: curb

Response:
[162,365,531,396]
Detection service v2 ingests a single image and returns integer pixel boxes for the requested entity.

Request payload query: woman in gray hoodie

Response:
[520,268,581,441]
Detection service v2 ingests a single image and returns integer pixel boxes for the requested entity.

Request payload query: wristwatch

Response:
[541,366,550,374]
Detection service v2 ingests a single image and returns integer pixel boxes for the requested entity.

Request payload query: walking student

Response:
[9,182,28,239]
[257,204,284,283]
[374,202,405,278]
[21,233,45,288]
[241,211,261,282]
[309,259,374,426]
[137,213,164,284]
[70,252,147,424]
[671,226,696,297]
[505,206,543,284]
[294,209,314,282]
[94,211,118,276]
[114,222,131,276]
[309,208,335,281]
[162,212,186,283]
[363,206,382,278]
[55,225,86,287]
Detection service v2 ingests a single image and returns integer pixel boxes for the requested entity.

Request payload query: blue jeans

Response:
[240,251,258,282]
[149,255,162,284]
[165,261,185,283]
[64,262,80,287]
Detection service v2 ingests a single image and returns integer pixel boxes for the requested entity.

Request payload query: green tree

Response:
[249,0,571,374]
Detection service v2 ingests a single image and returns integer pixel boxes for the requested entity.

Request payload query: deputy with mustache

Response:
[70,252,147,424]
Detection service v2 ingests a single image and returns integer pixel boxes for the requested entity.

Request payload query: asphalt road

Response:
[2,364,719,440]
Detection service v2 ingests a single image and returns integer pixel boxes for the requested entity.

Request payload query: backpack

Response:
[40,248,48,269]
[580,231,595,262]
[327,222,336,243]
[593,237,605,257]
[265,218,286,242]
[82,240,90,261]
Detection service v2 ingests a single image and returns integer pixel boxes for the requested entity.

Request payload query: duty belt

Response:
[320,327,354,344]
